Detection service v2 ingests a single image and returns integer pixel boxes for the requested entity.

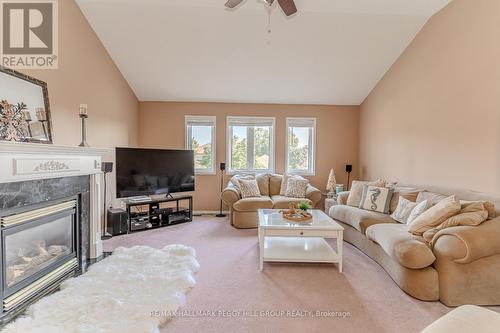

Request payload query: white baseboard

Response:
[193,210,229,215]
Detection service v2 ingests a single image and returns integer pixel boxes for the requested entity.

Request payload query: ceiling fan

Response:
[225,0,298,17]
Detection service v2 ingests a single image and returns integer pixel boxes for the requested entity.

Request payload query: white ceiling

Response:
[76,0,451,105]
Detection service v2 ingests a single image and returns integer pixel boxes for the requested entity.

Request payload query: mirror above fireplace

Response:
[0,66,53,143]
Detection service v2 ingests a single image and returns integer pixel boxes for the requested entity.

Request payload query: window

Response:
[227,116,275,173]
[185,116,216,174]
[286,118,316,175]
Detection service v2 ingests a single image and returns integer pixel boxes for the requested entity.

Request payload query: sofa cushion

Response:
[389,187,420,213]
[408,195,461,236]
[239,179,261,198]
[421,305,500,333]
[280,174,304,195]
[359,185,394,214]
[233,196,274,212]
[391,197,417,223]
[285,178,309,198]
[461,200,496,220]
[271,196,312,209]
[269,174,283,196]
[416,190,448,205]
[366,223,436,269]
[329,205,396,234]
[407,199,432,225]
[256,173,270,196]
[422,201,489,244]
[347,179,386,207]
[231,173,269,196]
[230,174,255,193]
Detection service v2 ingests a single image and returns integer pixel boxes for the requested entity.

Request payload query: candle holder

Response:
[78,113,89,147]
[35,108,48,140]
[22,111,33,138]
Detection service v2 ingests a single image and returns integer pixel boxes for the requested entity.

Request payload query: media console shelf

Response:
[123,195,193,233]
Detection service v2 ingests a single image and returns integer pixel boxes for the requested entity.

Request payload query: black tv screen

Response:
[116,148,195,198]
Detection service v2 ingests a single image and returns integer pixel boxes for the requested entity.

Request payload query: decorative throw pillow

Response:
[347,179,386,207]
[422,202,489,245]
[391,197,418,223]
[285,178,309,198]
[442,201,489,227]
[359,185,394,214]
[408,195,461,236]
[230,174,255,194]
[238,179,261,198]
[416,191,448,205]
[389,187,420,214]
[406,199,432,225]
[280,174,304,195]
[460,200,496,220]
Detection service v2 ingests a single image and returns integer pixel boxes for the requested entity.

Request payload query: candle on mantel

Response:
[22,110,32,122]
[79,104,88,116]
[35,108,46,121]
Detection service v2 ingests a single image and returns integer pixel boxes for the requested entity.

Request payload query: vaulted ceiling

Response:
[76,0,451,105]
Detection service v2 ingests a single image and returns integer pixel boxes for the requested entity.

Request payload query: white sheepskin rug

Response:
[2,244,199,333]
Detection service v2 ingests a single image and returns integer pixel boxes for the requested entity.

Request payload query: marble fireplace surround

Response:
[0,141,110,261]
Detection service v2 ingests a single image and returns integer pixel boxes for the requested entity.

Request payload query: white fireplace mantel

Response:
[0,141,110,184]
[0,141,111,260]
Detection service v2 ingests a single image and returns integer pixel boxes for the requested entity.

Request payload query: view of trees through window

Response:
[288,127,310,171]
[188,124,214,172]
[187,116,314,175]
[230,126,271,171]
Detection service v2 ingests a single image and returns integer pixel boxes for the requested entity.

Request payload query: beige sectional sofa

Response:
[421,305,500,333]
[221,174,322,229]
[329,184,500,306]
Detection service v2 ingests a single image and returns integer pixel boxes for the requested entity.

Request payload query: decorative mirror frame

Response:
[0,66,54,144]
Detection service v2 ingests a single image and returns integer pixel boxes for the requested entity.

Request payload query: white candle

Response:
[23,110,32,122]
[35,108,46,121]
[79,104,88,116]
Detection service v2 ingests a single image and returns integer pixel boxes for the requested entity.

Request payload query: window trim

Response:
[226,116,276,174]
[285,117,316,176]
[185,115,216,175]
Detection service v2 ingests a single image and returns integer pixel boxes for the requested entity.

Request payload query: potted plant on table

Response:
[297,201,312,213]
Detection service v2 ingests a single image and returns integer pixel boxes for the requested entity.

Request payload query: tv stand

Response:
[123,195,192,233]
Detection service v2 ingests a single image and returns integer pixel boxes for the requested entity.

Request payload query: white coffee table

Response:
[258,209,344,272]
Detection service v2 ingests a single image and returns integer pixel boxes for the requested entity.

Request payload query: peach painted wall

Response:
[360,0,500,196]
[139,102,360,211]
[20,0,139,199]
[23,0,138,148]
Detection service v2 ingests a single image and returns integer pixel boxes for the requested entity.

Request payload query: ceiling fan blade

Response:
[277,0,297,16]
[225,0,245,9]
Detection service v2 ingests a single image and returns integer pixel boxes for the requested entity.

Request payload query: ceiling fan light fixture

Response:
[225,0,297,17]
[224,0,245,9]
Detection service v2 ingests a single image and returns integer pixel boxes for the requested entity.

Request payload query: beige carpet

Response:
[104,216,454,333]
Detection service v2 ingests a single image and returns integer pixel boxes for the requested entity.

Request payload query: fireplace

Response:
[0,141,109,324]
[1,198,80,314]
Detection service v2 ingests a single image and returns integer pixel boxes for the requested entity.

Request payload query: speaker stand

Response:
[217,167,227,218]
[102,171,113,239]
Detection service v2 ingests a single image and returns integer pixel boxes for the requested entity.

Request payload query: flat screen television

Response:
[116,147,195,198]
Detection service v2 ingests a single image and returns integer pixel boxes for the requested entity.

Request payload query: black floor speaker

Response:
[107,209,128,236]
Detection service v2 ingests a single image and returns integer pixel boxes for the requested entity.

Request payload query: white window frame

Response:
[185,115,216,175]
[286,117,316,176]
[226,116,275,174]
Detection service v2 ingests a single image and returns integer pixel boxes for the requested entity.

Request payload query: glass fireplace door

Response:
[4,212,75,288]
